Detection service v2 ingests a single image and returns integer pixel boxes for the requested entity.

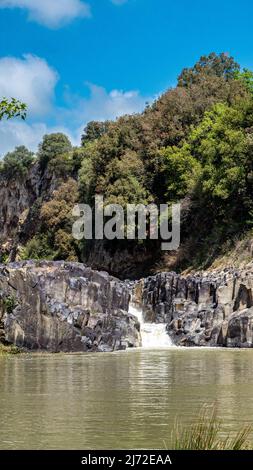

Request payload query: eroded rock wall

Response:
[138,266,253,347]
[0,261,141,352]
[0,163,68,262]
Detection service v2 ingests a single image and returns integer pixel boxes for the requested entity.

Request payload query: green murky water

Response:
[0,348,253,449]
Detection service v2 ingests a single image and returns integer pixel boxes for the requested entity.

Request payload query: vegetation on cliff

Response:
[1,52,253,275]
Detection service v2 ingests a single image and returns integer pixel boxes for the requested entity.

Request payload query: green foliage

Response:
[171,405,251,450]
[98,150,150,206]
[78,141,99,202]
[161,144,201,202]
[165,100,253,270]
[2,53,253,271]
[1,146,34,179]
[190,103,248,200]
[178,52,240,87]
[0,97,27,121]
[234,68,253,95]
[47,151,73,178]
[40,179,78,229]
[4,295,17,314]
[40,179,79,260]
[161,100,253,218]
[37,133,72,170]
[81,120,110,145]
[0,252,9,264]
[54,229,78,261]
[71,147,89,173]
[20,234,57,261]
[0,344,21,355]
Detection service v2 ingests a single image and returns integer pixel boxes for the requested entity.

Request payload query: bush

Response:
[20,235,57,261]
[4,295,17,314]
[171,405,251,450]
[0,344,21,355]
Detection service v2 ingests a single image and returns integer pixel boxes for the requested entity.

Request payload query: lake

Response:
[0,348,253,449]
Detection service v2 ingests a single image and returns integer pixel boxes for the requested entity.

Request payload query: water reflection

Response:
[0,349,253,449]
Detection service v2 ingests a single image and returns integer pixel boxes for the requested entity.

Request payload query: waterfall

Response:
[129,302,174,348]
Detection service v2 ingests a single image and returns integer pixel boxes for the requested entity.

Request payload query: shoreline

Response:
[2,343,253,357]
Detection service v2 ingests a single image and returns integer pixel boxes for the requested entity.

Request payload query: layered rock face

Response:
[2,259,253,351]
[0,172,37,257]
[0,163,63,262]
[0,261,141,352]
[139,267,253,347]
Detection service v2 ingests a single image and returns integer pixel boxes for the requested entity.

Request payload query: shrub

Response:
[4,295,17,314]
[170,405,251,450]
[20,235,57,261]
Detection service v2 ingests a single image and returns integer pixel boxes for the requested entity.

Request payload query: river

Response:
[1,347,253,449]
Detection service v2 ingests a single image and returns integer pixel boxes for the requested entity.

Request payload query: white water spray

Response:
[129,302,174,348]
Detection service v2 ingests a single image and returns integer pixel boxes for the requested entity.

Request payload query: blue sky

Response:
[0,0,253,156]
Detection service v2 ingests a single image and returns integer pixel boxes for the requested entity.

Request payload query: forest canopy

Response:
[1,52,253,271]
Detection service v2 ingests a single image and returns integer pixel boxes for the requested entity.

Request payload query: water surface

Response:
[1,348,253,449]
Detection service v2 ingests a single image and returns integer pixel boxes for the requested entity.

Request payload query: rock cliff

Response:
[0,163,62,262]
[1,259,253,351]
[137,266,253,347]
[0,261,141,352]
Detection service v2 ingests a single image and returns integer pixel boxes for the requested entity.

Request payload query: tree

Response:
[178,52,240,87]
[1,146,34,179]
[161,144,200,202]
[40,179,79,260]
[2,53,253,272]
[37,133,72,170]
[234,68,253,95]
[81,121,110,146]
[189,103,247,200]
[100,150,150,206]
[0,98,27,121]
[78,141,98,203]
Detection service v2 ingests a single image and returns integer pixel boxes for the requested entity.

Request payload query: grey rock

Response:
[136,266,253,348]
[0,261,141,352]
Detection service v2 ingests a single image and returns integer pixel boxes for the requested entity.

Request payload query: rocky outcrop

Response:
[0,261,141,352]
[0,171,37,258]
[0,163,61,262]
[2,258,253,351]
[138,266,253,348]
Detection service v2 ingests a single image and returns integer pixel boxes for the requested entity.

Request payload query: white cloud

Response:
[67,83,147,123]
[0,54,58,116]
[0,83,148,154]
[0,55,150,155]
[0,121,49,157]
[0,120,75,157]
[0,83,148,156]
[0,0,91,28]
[62,83,148,143]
